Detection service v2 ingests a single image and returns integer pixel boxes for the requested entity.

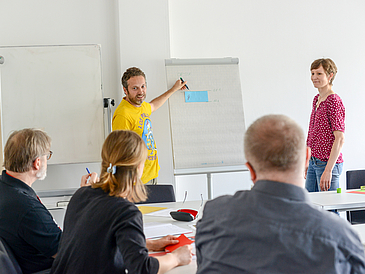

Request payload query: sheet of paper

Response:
[137,206,167,215]
[144,222,193,239]
[145,208,174,217]
[166,62,245,169]
[347,190,365,194]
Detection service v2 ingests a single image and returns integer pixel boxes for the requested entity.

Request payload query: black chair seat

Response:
[0,237,22,274]
[136,185,176,204]
[346,170,365,224]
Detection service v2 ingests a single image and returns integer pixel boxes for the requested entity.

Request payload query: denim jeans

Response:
[146,178,158,185]
[305,156,343,192]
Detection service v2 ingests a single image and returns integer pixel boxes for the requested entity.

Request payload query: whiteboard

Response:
[0,45,104,164]
[165,58,245,171]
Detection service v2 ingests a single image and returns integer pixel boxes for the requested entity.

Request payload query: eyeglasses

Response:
[45,151,53,160]
[33,151,53,162]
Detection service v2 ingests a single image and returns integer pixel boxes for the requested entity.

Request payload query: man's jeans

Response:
[305,156,343,192]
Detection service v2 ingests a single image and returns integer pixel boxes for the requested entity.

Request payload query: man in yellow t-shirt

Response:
[112,67,187,184]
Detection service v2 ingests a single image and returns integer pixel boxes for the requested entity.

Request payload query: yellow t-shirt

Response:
[112,99,160,184]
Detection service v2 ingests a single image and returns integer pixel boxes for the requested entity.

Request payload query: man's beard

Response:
[126,91,145,106]
[36,163,47,180]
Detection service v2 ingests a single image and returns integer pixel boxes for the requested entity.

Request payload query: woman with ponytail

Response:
[51,130,192,274]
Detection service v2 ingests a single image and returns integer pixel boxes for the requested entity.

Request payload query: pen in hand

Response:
[81,168,92,187]
[180,77,189,90]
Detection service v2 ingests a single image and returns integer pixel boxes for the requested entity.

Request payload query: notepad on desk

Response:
[144,222,192,239]
[144,208,174,217]
[137,206,168,215]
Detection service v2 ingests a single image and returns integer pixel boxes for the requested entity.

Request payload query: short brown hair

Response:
[121,67,146,90]
[92,130,148,202]
[244,115,305,173]
[311,58,338,85]
[3,128,51,173]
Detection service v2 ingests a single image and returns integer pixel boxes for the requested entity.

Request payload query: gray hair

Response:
[3,128,51,172]
[244,115,305,173]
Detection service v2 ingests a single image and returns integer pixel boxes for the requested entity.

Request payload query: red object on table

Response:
[165,234,194,252]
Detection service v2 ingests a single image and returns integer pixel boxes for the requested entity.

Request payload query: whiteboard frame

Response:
[165,57,239,66]
[0,44,105,165]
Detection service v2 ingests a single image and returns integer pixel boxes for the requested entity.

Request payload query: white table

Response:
[307,190,365,211]
[142,200,203,274]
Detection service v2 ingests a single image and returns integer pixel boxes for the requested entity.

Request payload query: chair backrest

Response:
[346,169,365,189]
[0,237,22,274]
[346,170,365,224]
[137,185,176,204]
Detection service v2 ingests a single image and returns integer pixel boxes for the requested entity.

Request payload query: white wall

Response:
[0,0,121,191]
[169,0,365,192]
[118,0,175,185]
[2,0,364,199]
[0,0,177,191]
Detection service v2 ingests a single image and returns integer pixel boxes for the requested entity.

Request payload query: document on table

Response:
[144,222,193,239]
[348,190,365,194]
[137,206,168,215]
[145,208,174,217]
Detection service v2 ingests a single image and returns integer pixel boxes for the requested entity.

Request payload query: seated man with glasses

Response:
[0,128,61,273]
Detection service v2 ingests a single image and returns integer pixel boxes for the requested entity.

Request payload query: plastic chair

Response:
[346,170,365,224]
[0,237,22,274]
[136,185,176,204]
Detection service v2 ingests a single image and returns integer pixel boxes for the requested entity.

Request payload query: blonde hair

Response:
[3,128,51,172]
[92,130,148,202]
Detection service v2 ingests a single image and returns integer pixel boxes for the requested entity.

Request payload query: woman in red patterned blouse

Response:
[305,58,345,192]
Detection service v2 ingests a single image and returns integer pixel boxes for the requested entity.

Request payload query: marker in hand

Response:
[180,77,189,90]
[86,168,91,174]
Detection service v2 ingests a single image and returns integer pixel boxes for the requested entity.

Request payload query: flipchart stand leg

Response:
[207,173,213,200]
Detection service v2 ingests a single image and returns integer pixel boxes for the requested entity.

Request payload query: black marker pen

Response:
[180,77,189,90]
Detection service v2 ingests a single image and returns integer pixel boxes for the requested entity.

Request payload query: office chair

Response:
[0,237,53,274]
[0,237,22,274]
[346,169,365,224]
[136,185,176,204]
